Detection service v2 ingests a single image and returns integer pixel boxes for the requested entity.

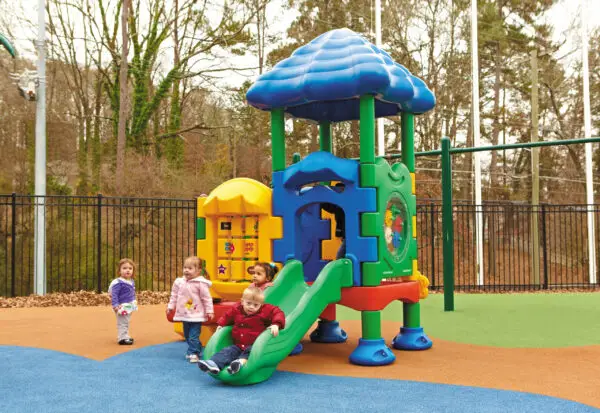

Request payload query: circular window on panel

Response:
[384,194,410,262]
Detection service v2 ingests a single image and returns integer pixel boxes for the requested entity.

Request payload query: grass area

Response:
[336,293,600,348]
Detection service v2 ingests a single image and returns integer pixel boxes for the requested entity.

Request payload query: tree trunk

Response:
[116,0,130,194]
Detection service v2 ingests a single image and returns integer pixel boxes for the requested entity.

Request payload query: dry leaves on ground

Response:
[0,290,170,308]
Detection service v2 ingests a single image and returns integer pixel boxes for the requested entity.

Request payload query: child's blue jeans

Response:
[183,322,203,356]
[210,345,252,369]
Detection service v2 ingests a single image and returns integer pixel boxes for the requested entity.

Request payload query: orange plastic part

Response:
[338,281,420,311]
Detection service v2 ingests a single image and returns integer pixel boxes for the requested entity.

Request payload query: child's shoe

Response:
[227,359,244,375]
[185,354,191,360]
[188,354,200,363]
[118,338,134,345]
[197,359,220,374]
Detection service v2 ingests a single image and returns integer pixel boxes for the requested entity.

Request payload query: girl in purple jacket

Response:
[108,258,138,345]
[167,256,214,363]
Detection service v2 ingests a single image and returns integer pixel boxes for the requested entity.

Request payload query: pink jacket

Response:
[167,276,214,322]
[249,281,274,291]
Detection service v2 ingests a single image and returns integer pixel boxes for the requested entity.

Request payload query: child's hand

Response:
[165,308,171,314]
[113,306,118,313]
[207,313,214,321]
[269,325,279,337]
[216,326,223,332]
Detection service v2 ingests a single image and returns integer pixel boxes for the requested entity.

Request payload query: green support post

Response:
[361,311,381,339]
[271,109,286,172]
[401,112,421,323]
[319,121,332,152]
[401,113,415,172]
[359,95,375,164]
[441,137,455,311]
[403,302,420,328]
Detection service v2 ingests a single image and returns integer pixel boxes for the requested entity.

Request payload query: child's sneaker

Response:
[197,359,220,374]
[227,359,243,375]
[185,354,191,360]
[188,354,200,363]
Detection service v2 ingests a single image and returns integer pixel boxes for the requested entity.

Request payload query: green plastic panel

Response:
[196,217,206,240]
[203,259,353,385]
[360,158,417,286]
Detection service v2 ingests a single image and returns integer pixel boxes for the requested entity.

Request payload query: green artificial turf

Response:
[336,293,600,348]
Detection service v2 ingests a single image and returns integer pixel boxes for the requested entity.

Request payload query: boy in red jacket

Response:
[198,286,285,375]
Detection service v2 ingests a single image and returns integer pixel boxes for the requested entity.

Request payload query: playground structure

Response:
[0,33,16,58]
[172,28,437,385]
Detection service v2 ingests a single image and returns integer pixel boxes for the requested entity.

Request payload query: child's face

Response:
[241,297,262,315]
[119,263,134,279]
[183,264,200,279]
[252,266,268,285]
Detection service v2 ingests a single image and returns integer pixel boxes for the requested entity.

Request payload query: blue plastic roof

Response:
[246,28,435,122]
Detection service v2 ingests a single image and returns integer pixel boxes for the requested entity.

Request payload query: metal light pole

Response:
[581,0,597,284]
[34,0,47,295]
[471,0,484,286]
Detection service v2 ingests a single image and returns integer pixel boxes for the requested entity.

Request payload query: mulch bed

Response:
[0,290,170,308]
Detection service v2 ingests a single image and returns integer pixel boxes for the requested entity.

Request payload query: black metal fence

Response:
[0,194,196,297]
[1,194,599,296]
[416,201,600,291]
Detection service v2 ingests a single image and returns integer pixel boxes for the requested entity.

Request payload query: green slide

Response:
[203,258,353,385]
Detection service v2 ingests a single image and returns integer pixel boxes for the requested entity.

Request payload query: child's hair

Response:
[184,256,209,277]
[242,286,265,303]
[117,258,136,277]
[250,262,279,281]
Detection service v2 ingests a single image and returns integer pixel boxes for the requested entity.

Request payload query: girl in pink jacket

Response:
[167,256,214,363]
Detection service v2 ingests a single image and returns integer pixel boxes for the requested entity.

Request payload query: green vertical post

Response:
[403,302,421,328]
[441,137,455,311]
[319,121,332,152]
[359,95,375,164]
[361,311,381,339]
[401,113,415,172]
[401,112,421,323]
[271,109,286,172]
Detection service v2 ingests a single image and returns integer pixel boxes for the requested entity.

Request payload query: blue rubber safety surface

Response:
[1,343,598,413]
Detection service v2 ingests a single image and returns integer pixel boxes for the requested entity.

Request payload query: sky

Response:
[7,0,600,91]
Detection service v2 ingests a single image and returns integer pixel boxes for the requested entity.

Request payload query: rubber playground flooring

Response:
[1,293,599,412]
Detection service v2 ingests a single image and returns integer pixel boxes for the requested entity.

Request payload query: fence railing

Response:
[0,194,196,297]
[1,194,598,296]
[416,201,600,291]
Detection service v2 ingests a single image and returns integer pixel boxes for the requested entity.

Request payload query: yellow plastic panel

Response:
[230,239,244,259]
[231,216,244,237]
[244,239,258,259]
[217,239,234,259]
[245,216,259,237]
[217,217,232,237]
[216,260,231,280]
[244,261,257,281]
[211,280,251,302]
[230,260,245,281]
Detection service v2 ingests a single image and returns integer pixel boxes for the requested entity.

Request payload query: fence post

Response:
[97,194,102,293]
[540,204,549,289]
[11,193,16,297]
[430,202,436,289]
[441,137,455,311]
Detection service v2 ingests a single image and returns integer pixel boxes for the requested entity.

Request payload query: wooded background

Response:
[1,0,598,203]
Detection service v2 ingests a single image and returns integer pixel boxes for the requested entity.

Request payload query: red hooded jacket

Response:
[217,302,285,350]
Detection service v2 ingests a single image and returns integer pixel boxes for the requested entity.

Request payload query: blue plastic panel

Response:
[246,28,436,121]
[272,154,377,285]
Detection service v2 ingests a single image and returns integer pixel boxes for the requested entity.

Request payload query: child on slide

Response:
[197,286,285,375]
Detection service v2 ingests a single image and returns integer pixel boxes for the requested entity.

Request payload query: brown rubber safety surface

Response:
[1,304,599,408]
